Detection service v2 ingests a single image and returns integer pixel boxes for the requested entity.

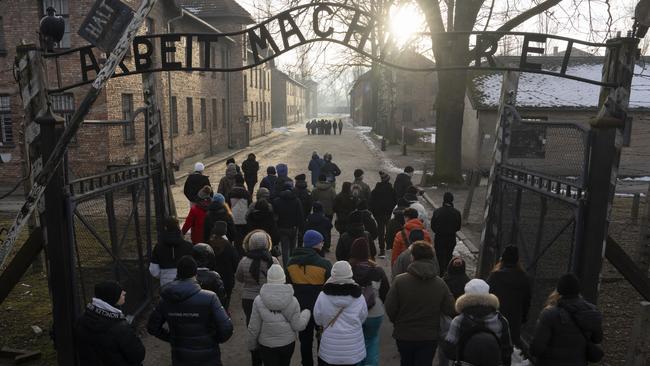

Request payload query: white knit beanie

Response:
[464,279,490,295]
[326,261,355,285]
[266,264,286,284]
[194,162,205,172]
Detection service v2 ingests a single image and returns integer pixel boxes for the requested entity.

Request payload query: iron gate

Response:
[483,105,592,339]
[66,164,155,317]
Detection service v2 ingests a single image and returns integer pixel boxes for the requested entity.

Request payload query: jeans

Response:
[278,227,297,267]
[362,316,383,366]
[396,340,437,366]
[375,214,390,253]
[242,299,263,366]
[299,314,317,366]
[259,342,295,366]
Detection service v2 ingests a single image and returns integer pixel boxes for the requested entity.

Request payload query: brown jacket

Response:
[385,260,455,341]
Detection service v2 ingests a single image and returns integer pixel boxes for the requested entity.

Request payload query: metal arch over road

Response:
[44,2,623,93]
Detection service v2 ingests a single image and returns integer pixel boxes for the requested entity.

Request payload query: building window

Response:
[0,18,6,55]
[42,0,71,48]
[244,75,248,101]
[210,98,218,128]
[50,93,76,142]
[122,94,135,142]
[171,96,178,135]
[186,97,194,134]
[221,98,226,128]
[0,96,12,144]
[200,98,207,131]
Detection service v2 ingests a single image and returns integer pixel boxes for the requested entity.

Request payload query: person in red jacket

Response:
[390,208,432,264]
[182,185,212,244]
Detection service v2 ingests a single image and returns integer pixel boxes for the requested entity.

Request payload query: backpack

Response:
[455,321,502,366]
[355,262,376,309]
[231,198,248,225]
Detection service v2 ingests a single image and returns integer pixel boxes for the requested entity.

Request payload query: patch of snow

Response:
[355,128,423,174]
[413,127,436,133]
[272,127,291,136]
[621,176,650,182]
[354,126,373,132]
[474,64,650,109]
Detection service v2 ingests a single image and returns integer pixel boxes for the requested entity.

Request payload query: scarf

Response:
[246,249,273,284]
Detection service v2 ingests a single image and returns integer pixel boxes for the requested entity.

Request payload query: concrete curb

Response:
[421,191,480,256]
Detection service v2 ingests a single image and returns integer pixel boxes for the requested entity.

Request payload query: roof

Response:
[272,69,306,88]
[349,71,372,94]
[177,0,254,24]
[468,56,650,110]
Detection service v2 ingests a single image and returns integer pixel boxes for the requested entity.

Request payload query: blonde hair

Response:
[544,290,562,309]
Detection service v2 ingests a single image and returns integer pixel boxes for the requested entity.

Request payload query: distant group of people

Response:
[307,119,343,135]
[73,152,604,366]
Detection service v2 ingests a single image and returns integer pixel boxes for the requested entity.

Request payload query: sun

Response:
[388,3,426,47]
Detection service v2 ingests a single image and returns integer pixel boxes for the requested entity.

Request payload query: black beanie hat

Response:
[295,173,307,181]
[267,166,276,175]
[177,255,198,280]
[94,281,123,306]
[557,273,581,297]
[354,169,364,178]
[501,245,519,265]
[443,192,454,204]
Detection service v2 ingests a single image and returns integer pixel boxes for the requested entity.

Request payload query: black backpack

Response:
[455,321,502,366]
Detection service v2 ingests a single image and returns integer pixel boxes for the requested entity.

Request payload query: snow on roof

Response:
[470,57,650,110]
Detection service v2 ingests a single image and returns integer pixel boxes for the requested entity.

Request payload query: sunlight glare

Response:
[388,3,425,47]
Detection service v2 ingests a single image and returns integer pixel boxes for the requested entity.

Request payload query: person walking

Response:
[260,166,278,192]
[272,183,304,266]
[286,230,332,366]
[391,233,437,280]
[370,171,397,258]
[181,185,212,244]
[242,153,260,196]
[207,221,239,310]
[236,230,280,366]
[320,153,341,188]
[338,120,343,135]
[335,213,373,262]
[183,162,210,205]
[312,176,336,249]
[247,197,279,247]
[217,163,238,197]
[228,174,252,239]
[305,202,333,255]
[391,208,431,265]
[248,264,311,366]
[308,152,325,187]
[203,193,242,255]
[385,198,410,253]
[272,163,293,198]
[442,279,513,366]
[150,217,193,287]
[530,273,603,366]
[192,243,227,305]
[314,261,368,366]
[385,242,455,366]
[226,157,242,175]
[402,186,429,229]
[75,281,145,366]
[294,174,313,225]
[349,238,390,366]
[431,192,462,276]
[443,257,471,300]
[393,166,414,200]
[350,201,379,251]
[351,169,371,204]
[333,182,356,235]
[487,246,532,350]
[147,256,233,366]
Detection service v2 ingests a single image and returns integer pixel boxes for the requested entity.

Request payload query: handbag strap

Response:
[559,305,590,341]
[324,307,345,331]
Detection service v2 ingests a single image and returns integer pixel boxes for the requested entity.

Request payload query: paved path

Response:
[144,120,451,365]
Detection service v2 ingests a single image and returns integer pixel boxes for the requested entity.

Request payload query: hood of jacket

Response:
[208,201,228,214]
[276,164,288,178]
[79,300,125,332]
[289,247,321,265]
[315,181,333,191]
[279,189,296,200]
[295,179,308,190]
[404,218,425,232]
[226,164,237,178]
[259,283,295,311]
[406,259,439,280]
[322,283,362,308]
[351,262,380,286]
[160,229,187,247]
[346,222,366,237]
[161,279,202,303]
[455,292,500,314]
[446,258,467,276]
[557,297,602,330]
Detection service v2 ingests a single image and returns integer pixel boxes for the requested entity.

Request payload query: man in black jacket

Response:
[370,171,397,258]
[241,153,260,196]
[148,256,233,366]
[336,211,374,261]
[192,243,227,306]
[431,192,462,276]
[393,166,414,200]
[272,183,304,267]
[183,162,210,204]
[76,281,145,366]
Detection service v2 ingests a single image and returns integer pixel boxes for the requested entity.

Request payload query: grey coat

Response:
[235,256,279,300]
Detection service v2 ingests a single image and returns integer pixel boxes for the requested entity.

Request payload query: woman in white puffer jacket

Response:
[247,264,311,366]
[314,261,368,366]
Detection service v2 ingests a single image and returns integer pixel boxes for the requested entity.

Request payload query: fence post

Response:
[577,37,638,303]
[632,193,640,224]
[624,301,650,366]
[637,183,650,274]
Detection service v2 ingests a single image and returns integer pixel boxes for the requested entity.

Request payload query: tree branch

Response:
[495,0,562,32]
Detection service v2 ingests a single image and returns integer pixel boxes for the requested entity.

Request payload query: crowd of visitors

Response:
[306,119,343,135]
[74,155,603,366]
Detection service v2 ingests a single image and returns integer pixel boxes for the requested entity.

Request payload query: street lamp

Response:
[39,7,65,52]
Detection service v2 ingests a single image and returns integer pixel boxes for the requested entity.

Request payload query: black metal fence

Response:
[67,164,154,316]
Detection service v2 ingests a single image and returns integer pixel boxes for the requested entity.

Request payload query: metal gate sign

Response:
[78,0,134,52]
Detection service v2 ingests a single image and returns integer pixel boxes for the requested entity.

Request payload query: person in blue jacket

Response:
[308,152,324,187]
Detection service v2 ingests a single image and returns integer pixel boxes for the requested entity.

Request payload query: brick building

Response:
[271,67,306,127]
[301,78,319,118]
[349,49,438,129]
[0,0,254,185]
[243,50,272,139]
